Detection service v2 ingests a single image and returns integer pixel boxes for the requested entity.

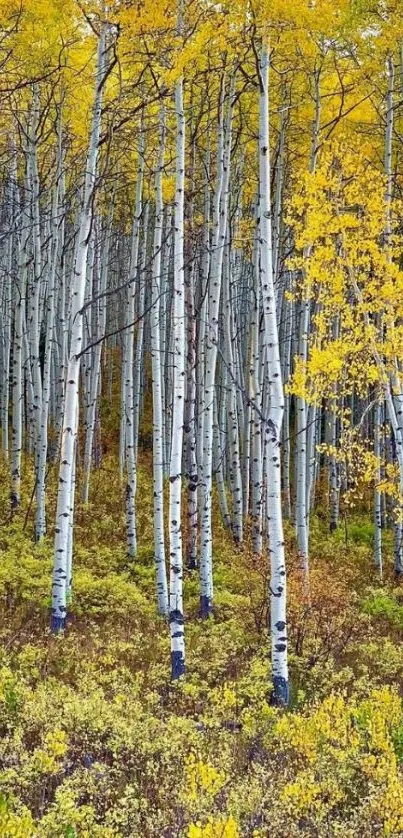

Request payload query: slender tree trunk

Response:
[51,26,108,631]
[11,182,29,511]
[124,135,144,559]
[169,52,186,679]
[199,76,233,616]
[35,122,63,538]
[250,221,263,554]
[82,202,113,503]
[259,43,289,706]
[295,68,320,581]
[151,108,169,615]
[374,402,383,577]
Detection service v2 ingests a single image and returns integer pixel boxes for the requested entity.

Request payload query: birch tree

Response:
[51,23,109,631]
[169,4,186,678]
[151,108,169,615]
[258,42,289,706]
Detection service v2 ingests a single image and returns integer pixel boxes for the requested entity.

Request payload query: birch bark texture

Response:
[258,43,289,706]
[51,25,108,631]
[151,108,169,616]
[169,43,186,679]
[199,76,233,617]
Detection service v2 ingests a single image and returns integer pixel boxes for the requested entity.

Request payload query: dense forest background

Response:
[1,0,403,835]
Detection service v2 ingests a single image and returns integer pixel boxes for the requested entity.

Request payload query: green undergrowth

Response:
[0,456,403,836]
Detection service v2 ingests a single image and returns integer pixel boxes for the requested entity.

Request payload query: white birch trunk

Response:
[223,246,243,543]
[124,137,144,558]
[11,192,29,511]
[51,26,107,631]
[250,221,263,554]
[295,68,321,579]
[374,402,383,576]
[199,76,233,616]
[1,170,14,460]
[82,203,113,503]
[151,109,169,615]
[35,124,63,538]
[259,44,289,706]
[169,64,186,679]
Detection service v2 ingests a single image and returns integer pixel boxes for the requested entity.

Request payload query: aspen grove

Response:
[2,1,403,835]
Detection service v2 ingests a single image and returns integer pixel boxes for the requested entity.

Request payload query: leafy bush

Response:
[0,459,403,835]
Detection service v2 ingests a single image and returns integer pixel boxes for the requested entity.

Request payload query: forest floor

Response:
[1,454,403,837]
